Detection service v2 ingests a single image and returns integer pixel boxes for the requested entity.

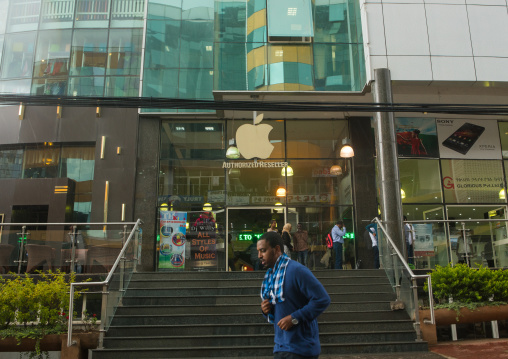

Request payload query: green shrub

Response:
[425,264,508,305]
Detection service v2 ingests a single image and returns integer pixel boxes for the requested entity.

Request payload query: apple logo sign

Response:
[236,113,274,159]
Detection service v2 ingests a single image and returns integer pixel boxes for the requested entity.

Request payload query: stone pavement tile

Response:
[429,339,508,359]
[319,353,445,359]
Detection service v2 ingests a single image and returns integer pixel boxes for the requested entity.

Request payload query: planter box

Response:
[0,332,99,358]
[419,304,508,345]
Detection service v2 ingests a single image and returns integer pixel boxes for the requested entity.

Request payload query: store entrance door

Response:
[226,207,286,271]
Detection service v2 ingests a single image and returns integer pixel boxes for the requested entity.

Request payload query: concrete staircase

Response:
[91,269,428,358]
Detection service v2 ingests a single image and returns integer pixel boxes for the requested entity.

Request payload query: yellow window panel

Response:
[247,9,266,35]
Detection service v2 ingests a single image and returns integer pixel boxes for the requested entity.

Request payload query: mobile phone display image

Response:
[441,122,485,155]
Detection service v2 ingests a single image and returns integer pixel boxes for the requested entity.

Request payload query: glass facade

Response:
[158,118,354,271]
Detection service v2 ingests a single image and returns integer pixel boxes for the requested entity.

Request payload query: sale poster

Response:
[159,211,187,270]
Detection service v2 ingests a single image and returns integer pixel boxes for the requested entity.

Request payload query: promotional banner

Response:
[188,211,217,269]
[413,224,434,257]
[436,119,502,159]
[159,211,187,270]
[396,118,439,158]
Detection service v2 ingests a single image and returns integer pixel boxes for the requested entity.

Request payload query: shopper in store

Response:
[281,223,294,256]
[331,220,346,270]
[258,231,330,358]
[293,223,310,267]
[366,216,381,269]
[403,216,415,265]
[267,219,279,233]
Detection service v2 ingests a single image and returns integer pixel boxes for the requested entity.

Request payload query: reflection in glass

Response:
[105,76,139,96]
[68,76,104,96]
[75,0,110,25]
[0,79,31,94]
[69,29,108,76]
[7,0,41,32]
[60,146,95,182]
[23,145,60,179]
[399,159,442,203]
[111,0,145,27]
[1,32,36,79]
[144,20,181,69]
[40,0,75,29]
[107,29,143,76]
[0,148,24,179]
[0,0,9,34]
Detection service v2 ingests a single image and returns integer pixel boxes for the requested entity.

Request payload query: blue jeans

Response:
[333,242,343,270]
[373,245,380,269]
[297,250,308,267]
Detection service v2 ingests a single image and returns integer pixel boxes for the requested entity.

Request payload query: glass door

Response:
[226,207,286,271]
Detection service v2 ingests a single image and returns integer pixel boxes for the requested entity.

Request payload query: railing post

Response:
[99,284,109,349]
[412,277,422,341]
[461,222,470,267]
[16,226,27,274]
[391,247,401,300]
[67,283,77,347]
[119,225,127,295]
[70,226,77,273]
[134,227,140,273]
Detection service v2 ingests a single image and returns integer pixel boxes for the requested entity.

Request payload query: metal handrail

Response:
[67,218,142,348]
[374,218,435,329]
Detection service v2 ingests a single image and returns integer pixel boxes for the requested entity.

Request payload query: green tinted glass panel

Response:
[67,76,105,96]
[148,0,182,20]
[268,63,284,85]
[75,0,110,27]
[107,29,143,75]
[247,64,266,90]
[143,68,178,98]
[105,76,140,96]
[314,0,360,43]
[267,0,313,37]
[399,159,442,203]
[145,20,181,69]
[182,0,213,20]
[215,0,246,42]
[180,20,213,68]
[69,29,108,76]
[216,42,246,91]
[179,69,213,99]
[247,0,266,15]
[0,79,31,93]
[247,27,266,47]
[1,32,36,79]
[32,77,67,95]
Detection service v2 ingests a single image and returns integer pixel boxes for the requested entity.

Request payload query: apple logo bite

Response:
[235,113,274,159]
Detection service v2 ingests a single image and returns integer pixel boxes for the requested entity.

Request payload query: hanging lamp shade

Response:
[340,138,354,158]
[203,203,212,211]
[226,145,240,159]
[330,165,342,176]
[276,187,286,197]
[500,188,506,200]
[400,189,406,199]
[281,165,294,176]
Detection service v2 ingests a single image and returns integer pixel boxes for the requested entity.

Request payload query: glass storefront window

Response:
[7,0,41,32]
[399,159,442,203]
[60,146,95,183]
[148,0,182,20]
[67,76,104,96]
[499,122,508,159]
[23,145,60,179]
[446,205,507,269]
[180,20,213,68]
[313,0,361,44]
[441,159,505,204]
[40,0,75,29]
[178,69,213,100]
[0,79,32,94]
[0,0,8,34]
[0,147,23,179]
[144,20,181,70]
[69,29,108,77]
[105,76,139,96]
[107,29,143,76]
[286,119,349,159]
[1,32,37,79]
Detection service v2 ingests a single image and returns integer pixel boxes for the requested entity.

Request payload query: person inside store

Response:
[268,219,280,233]
[366,216,380,269]
[456,229,474,266]
[403,216,415,265]
[282,223,294,257]
[258,231,330,359]
[293,223,309,267]
[331,220,346,270]
[227,233,237,271]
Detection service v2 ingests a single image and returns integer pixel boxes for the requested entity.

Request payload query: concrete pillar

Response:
[372,68,405,255]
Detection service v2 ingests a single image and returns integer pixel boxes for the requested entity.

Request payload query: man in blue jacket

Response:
[258,231,331,358]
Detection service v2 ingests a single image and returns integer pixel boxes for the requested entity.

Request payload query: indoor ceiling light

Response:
[226,144,240,159]
[401,189,406,199]
[330,165,342,176]
[275,202,283,206]
[281,165,294,176]
[340,138,354,158]
[160,203,169,211]
[203,203,212,211]
[500,189,506,200]
[276,187,286,197]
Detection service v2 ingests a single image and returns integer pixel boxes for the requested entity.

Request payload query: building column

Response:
[372,68,405,256]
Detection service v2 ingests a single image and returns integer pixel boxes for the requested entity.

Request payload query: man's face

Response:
[257,239,280,269]
[270,221,277,229]
[338,223,344,229]
[297,224,302,231]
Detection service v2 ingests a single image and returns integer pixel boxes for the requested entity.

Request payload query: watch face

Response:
[291,317,299,325]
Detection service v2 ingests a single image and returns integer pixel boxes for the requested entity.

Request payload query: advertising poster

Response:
[436,119,502,159]
[188,211,217,269]
[396,118,439,158]
[159,211,187,270]
[414,224,434,257]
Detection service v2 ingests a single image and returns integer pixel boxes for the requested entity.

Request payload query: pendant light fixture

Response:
[276,187,286,197]
[330,164,342,176]
[281,165,294,176]
[340,138,354,158]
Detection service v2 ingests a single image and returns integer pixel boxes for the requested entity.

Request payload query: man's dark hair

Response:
[403,215,408,221]
[260,231,283,251]
[336,220,344,225]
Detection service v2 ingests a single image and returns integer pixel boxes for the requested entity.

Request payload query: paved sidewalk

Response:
[429,338,508,359]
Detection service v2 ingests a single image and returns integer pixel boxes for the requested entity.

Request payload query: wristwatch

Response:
[291,316,299,325]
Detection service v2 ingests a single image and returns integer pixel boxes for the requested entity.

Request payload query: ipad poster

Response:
[436,119,501,159]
